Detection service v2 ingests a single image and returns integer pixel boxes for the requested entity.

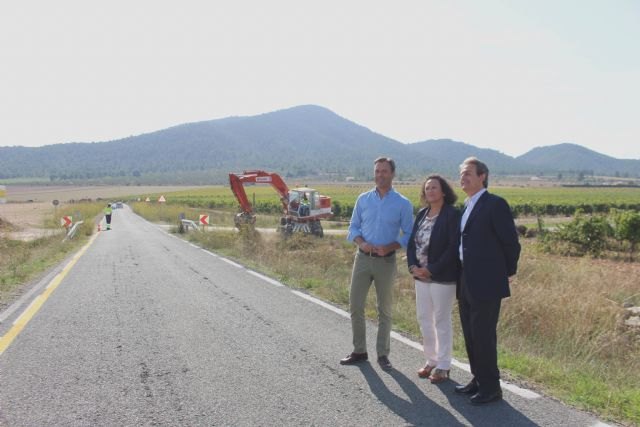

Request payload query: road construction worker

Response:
[104,203,112,230]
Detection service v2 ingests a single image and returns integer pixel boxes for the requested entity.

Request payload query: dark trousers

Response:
[458,269,502,393]
[105,214,112,225]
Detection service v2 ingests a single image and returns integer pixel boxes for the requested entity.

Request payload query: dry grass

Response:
[504,253,640,362]
[499,249,640,422]
[0,235,86,309]
[0,201,103,307]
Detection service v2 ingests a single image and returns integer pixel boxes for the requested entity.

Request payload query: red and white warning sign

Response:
[60,216,72,227]
[199,214,209,225]
[158,195,166,203]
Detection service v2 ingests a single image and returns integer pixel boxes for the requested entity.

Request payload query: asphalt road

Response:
[0,207,612,426]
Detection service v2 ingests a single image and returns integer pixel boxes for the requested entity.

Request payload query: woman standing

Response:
[407,175,460,383]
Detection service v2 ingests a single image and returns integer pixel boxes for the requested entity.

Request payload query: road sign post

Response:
[199,214,209,231]
[60,216,72,228]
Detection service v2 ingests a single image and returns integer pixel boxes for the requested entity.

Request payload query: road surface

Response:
[0,207,612,426]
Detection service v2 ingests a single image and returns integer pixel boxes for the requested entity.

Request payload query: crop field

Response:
[146,184,640,219]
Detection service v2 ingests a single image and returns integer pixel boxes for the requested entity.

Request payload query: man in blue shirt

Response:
[340,157,414,371]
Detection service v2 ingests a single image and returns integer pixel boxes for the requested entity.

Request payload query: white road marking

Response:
[247,270,284,287]
[219,257,243,268]
[203,250,219,258]
[165,229,543,401]
[291,300,542,400]
[291,291,350,319]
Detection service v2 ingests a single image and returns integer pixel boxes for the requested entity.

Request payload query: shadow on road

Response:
[356,363,463,426]
[356,364,539,426]
[441,380,540,427]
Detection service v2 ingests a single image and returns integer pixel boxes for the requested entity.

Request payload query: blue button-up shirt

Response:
[347,187,414,248]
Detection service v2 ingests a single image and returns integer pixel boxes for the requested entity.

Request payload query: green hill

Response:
[0,106,638,184]
[516,143,640,177]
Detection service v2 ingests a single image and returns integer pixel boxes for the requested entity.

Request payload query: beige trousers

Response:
[349,251,397,357]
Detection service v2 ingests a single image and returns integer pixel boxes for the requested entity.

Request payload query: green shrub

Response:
[612,210,640,261]
[551,213,613,256]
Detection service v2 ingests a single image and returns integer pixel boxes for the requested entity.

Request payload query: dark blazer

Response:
[407,204,461,283]
[458,191,521,300]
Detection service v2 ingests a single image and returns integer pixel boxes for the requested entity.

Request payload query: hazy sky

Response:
[1,1,638,159]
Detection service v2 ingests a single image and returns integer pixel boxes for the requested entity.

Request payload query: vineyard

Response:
[138,184,640,220]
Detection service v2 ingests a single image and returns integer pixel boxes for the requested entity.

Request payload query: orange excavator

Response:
[229,170,332,237]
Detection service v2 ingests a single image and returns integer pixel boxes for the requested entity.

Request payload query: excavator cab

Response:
[288,189,314,217]
[287,188,331,219]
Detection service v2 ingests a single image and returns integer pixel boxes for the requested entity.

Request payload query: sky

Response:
[1,1,639,159]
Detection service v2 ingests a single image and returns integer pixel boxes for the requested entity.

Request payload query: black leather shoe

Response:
[377,355,393,371]
[340,352,368,365]
[455,381,479,395]
[470,389,503,405]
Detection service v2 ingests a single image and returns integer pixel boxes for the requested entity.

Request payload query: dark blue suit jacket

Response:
[407,204,461,283]
[458,191,521,300]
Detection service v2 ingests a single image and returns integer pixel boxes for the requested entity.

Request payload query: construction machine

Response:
[228,170,332,237]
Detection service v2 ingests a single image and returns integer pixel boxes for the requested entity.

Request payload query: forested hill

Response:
[1,105,638,184]
[517,143,640,176]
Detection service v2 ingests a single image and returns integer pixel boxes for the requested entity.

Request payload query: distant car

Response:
[116,202,123,209]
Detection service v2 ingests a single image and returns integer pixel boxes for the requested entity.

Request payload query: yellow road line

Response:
[0,233,99,356]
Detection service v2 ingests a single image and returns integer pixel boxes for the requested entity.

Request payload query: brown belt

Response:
[359,248,396,258]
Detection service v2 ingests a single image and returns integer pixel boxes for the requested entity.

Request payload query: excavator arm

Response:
[228,170,291,216]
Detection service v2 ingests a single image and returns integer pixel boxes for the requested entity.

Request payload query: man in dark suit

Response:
[455,157,521,405]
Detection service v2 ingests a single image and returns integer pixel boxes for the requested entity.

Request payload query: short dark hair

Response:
[420,174,458,206]
[374,156,396,173]
[460,157,489,188]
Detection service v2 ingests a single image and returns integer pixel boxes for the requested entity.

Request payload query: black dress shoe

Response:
[377,355,393,371]
[455,381,479,395]
[470,389,503,405]
[340,352,368,365]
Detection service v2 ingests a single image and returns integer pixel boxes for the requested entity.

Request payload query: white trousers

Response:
[414,280,456,370]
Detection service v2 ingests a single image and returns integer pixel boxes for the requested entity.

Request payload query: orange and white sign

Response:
[199,214,209,225]
[60,216,72,227]
[158,195,166,203]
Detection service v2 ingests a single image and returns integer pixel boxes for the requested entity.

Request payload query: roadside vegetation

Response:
[132,197,639,426]
[0,202,102,306]
[535,209,640,261]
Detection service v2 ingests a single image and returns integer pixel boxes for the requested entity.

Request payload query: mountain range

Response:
[1,105,638,184]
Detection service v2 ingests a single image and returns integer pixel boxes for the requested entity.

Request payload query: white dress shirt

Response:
[459,188,486,262]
